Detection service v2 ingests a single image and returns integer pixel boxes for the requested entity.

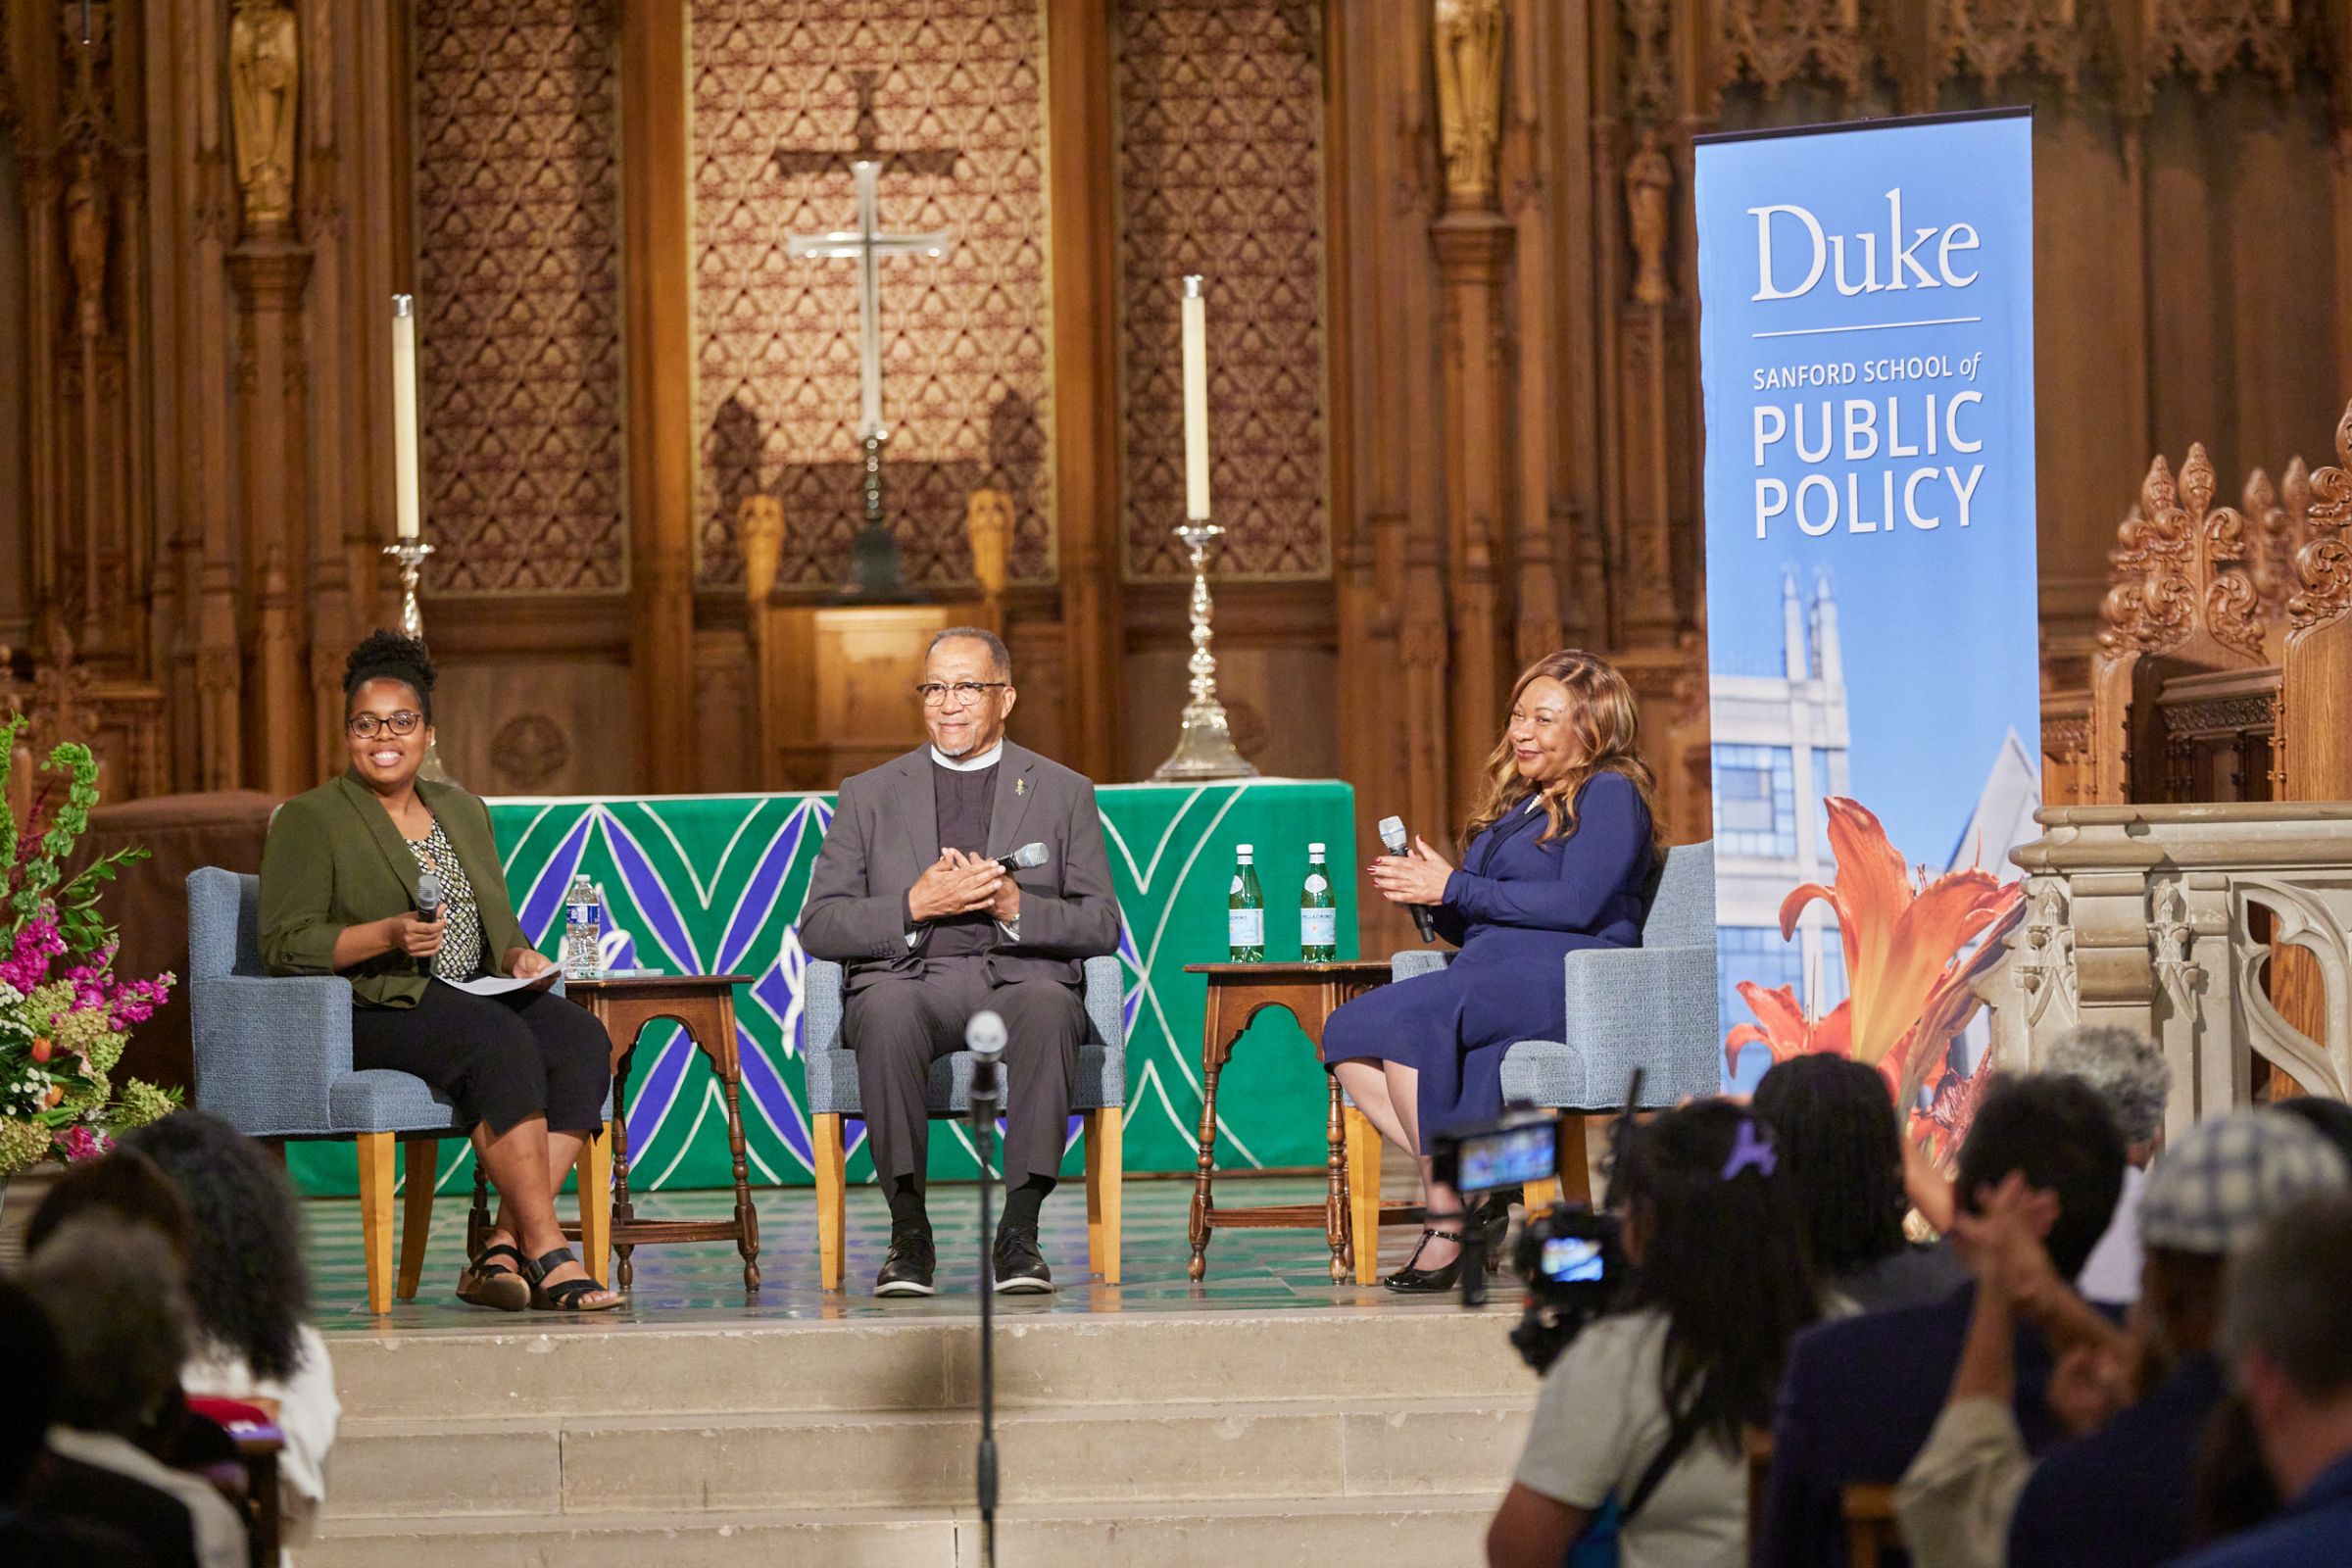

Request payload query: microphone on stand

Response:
[414,872,445,977]
[992,842,1050,874]
[1377,815,1438,945]
[964,1007,1008,1568]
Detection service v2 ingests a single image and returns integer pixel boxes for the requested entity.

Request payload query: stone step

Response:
[331,1396,1535,1519]
[324,1304,1529,1420]
[308,1492,1501,1568]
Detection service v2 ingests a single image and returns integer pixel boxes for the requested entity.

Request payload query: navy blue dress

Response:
[1323,770,1654,1138]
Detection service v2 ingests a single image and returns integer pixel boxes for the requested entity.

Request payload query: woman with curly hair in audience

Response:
[1488,1101,1823,1568]
[124,1109,340,1553]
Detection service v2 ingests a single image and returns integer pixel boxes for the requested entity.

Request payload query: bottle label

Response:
[1303,873,1329,897]
[1230,875,1243,896]
[1228,908,1264,948]
[1301,908,1337,947]
[566,900,596,926]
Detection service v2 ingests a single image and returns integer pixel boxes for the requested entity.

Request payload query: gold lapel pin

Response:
[1014,778,1027,797]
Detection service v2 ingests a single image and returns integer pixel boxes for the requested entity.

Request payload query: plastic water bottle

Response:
[563,874,602,978]
[1228,845,1265,962]
[1300,843,1336,962]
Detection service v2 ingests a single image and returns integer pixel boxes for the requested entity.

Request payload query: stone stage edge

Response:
[305,1173,1539,1568]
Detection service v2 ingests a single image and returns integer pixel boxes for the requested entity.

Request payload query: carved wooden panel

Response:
[1711,0,1882,103]
[1114,0,1330,579]
[690,0,1054,590]
[414,0,627,594]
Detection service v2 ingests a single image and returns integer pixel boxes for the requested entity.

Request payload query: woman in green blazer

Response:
[259,631,619,1311]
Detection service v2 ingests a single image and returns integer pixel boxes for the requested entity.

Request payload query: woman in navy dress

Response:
[1326,650,1659,1292]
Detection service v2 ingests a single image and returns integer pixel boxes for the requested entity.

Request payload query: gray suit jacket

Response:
[798,741,1121,994]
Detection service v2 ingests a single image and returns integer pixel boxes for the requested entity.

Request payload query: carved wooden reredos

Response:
[3,3,2350,934]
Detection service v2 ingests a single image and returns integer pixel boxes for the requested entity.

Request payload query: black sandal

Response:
[456,1242,532,1311]
[521,1246,622,1312]
[1384,1227,1466,1295]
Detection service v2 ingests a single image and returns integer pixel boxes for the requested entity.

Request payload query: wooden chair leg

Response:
[577,1124,614,1289]
[1345,1106,1384,1286]
[1523,1177,1560,1214]
[1083,1105,1123,1285]
[357,1132,396,1315]
[396,1141,437,1301]
[1558,1112,1593,1205]
[815,1112,847,1292]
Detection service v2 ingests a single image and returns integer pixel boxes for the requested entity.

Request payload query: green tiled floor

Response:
[307,1173,1512,1330]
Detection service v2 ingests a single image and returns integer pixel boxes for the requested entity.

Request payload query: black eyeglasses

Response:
[915,681,1007,708]
[347,710,424,739]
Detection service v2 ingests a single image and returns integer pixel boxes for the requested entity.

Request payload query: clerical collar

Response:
[931,740,1004,773]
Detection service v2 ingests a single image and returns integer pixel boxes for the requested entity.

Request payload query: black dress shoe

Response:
[1383,1227,1466,1295]
[875,1225,937,1298]
[1471,1186,1520,1271]
[992,1227,1054,1294]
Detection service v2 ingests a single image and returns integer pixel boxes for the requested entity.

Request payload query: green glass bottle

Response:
[1300,842,1337,962]
[1228,843,1265,962]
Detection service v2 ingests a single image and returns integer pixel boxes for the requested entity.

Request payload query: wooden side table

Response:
[1183,960,1397,1284]
[567,973,761,1292]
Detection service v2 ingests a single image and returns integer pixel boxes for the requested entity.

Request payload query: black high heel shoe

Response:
[1470,1186,1520,1273]
[1383,1226,1466,1294]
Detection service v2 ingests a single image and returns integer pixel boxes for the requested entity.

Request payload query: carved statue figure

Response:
[1626,131,1674,308]
[1432,0,1504,210]
[965,488,1012,600]
[227,0,299,235]
[66,152,110,335]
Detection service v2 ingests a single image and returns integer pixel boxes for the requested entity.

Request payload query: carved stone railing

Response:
[1982,803,2352,1138]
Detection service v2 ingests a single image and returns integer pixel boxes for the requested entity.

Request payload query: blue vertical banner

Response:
[1694,112,2039,1160]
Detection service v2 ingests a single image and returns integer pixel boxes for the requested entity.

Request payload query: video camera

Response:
[1432,1070,1643,1374]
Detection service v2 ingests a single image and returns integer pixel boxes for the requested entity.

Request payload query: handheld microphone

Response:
[966,1008,1008,1104]
[414,872,445,976]
[993,842,1049,873]
[1377,815,1438,944]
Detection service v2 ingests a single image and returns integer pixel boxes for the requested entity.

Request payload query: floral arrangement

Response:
[1727,797,2024,1169]
[0,714,180,1179]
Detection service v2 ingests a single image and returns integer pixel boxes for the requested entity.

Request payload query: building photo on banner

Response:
[1695,111,2042,1166]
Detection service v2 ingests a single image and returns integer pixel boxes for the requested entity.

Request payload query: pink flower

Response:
[55,1124,113,1163]
[0,917,66,994]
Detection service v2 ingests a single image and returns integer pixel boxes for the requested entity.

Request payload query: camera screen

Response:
[1540,1235,1606,1284]
[1459,1122,1558,1192]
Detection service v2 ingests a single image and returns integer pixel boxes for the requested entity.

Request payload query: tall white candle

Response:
[1181,275,1210,521]
[391,294,420,540]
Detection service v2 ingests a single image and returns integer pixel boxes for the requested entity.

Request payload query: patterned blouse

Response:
[404,816,486,982]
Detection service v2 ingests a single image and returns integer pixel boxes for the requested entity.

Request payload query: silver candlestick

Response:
[381,538,451,783]
[1152,522,1258,781]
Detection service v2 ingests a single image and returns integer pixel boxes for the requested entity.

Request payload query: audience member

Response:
[2273,1094,2352,1168]
[1488,1102,1820,1568]
[1753,1072,2125,1568]
[22,1144,194,1260]
[20,1219,249,1568]
[2170,1193,2352,1567]
[1752,1054,1966,1312]
[0,1275,156,1567]
[1895,1107,2348,1568]
[126,1110,340,1551]
[2045,1024,2171,1305]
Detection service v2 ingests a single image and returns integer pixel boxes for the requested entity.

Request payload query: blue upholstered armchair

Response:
[186,867,609,1311]
[1345,841,1720,1278]
[802,955,1129,1288]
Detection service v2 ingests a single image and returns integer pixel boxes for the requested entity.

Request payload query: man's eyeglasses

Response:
[915,681,1008,708]
[347,710,423,739]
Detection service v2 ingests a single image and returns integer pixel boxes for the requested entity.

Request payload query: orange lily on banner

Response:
[1726,798,2023,1160]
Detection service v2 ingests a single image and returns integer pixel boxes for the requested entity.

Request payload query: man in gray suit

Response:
[799,627,1121,1296]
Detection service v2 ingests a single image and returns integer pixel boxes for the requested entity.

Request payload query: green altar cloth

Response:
[289,779,1357,1197]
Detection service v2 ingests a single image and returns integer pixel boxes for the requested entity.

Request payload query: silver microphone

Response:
[993,842,1050,873]
[1376,815,1438,944]
[965,1008,1007,1061]
[966,1007,1008,1106]
[414,872,445,975]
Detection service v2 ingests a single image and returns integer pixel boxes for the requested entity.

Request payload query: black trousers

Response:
[351,982,612,1138]
[844,955,1084,1190]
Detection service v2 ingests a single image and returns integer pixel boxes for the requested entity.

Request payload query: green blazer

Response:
[258,771,533,1008]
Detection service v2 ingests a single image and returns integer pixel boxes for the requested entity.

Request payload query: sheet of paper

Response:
[443,968,562,998]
